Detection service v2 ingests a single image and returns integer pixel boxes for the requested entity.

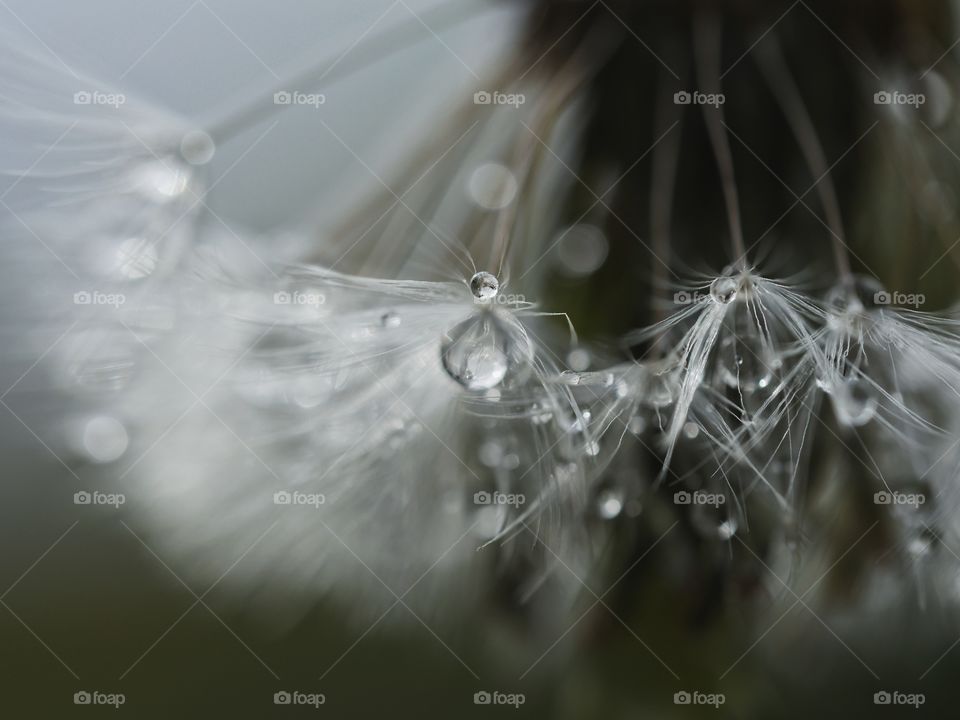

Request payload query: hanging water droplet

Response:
[628,415,646,435]
[596,488,624,519]
[710,275,738,304]
[567,347,591,371]
[441,311,532,391]
[683,422,700,439]
[470,271,499,301]
[716,330,779,394]
[833,375,877,426]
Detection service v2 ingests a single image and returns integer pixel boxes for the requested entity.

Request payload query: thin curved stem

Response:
[757,33,853,282]
[694,10,747,268]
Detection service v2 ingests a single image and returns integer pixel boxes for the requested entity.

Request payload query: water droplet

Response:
[81,416,128,463]
[441,312,532,391]
[567,347,591,371]
[833,376,877,426]
[470,271,499,301]
[683,422,700,439]
[716,330,779,394]
[597,488,624,519]
[628,416,646,435]
[710,275,738,304]
[380,311,401,328]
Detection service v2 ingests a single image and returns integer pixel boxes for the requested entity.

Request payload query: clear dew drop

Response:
[441,312,532,392]
[710,275,738,304]
[716,332,779,394]
[596,488,624,519]
[833,376,877,427]
[683,422,700,439]
[470,271,499,301]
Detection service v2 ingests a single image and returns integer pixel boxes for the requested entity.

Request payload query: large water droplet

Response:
[441,311,532,391]
[470,271,499,301]
[710,275,738,304]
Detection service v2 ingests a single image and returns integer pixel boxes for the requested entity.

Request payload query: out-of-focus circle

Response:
[468,163,517,210]
[81,415,129,463]
[555,223,608,277]
[180,129,216,165]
